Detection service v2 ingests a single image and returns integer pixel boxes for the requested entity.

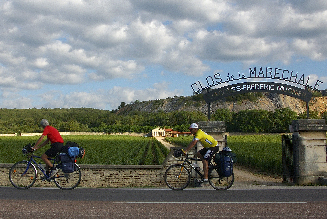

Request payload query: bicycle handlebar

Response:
[22,143,35,155]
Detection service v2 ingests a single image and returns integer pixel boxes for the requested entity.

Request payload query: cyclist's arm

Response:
[32,135,49,150]
[184,139,199,153]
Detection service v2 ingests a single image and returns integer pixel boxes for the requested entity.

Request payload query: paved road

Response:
[1,186,327,218]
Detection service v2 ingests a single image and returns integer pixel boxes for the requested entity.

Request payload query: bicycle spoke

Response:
[9,161,37,189]
[54,164,81,190]
[208,168,234,190]
[164,164,190,190]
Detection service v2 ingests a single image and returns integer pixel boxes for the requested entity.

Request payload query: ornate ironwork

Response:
[202,81,313,120]
[203,82,312,103]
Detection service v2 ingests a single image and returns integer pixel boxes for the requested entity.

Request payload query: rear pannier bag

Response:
[220,155,233,177]
[214,151,234,177]
[59,153,75,173]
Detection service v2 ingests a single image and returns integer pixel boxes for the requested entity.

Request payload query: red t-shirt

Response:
[42,126,64,144]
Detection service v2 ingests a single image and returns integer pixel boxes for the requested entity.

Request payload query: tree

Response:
[272,108,297,132]
[118,102,126,110]
[212,108,233,128]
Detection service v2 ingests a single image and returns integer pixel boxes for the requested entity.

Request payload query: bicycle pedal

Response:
[200,179,209,183]
[193,179,203,187]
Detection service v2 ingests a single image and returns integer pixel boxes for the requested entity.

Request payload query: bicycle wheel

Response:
[164,164,190,190]
[54,163,81,190]
[9,161,37,189]
[208,168,234,190]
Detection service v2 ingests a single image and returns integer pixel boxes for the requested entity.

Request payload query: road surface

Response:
[1,186,327,218]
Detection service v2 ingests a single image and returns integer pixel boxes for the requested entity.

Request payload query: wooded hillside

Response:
[1,93,326,134]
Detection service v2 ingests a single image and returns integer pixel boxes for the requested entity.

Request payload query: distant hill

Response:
[118,93,327,116]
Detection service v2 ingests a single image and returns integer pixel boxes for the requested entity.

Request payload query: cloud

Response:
[89,60,145,80]
[1,0,327,110]
[0,90,34,109]
[288,0,327,13]
[107,82,182,109]
[132,0,228,22]
[293,38,327,61]
[29,82,182,110]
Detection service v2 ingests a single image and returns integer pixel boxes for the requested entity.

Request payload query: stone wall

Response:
[0,163,166,188]
[79,165,165,188]
[1,126,222,188]
[0,147,188,188]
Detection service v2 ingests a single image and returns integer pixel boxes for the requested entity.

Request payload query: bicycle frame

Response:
[25,154,57,181]
[10,144,82,190]
[177,154,210,180]
[165,151,234,190]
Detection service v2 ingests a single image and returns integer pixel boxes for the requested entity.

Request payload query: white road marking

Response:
[114,201,307,204]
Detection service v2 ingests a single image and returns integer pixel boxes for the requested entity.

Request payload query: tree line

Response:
[0,107,326,134]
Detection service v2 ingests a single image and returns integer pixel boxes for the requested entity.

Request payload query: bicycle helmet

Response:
[189,123,199,129]
[40,119,49,127]
[223,147,232,152]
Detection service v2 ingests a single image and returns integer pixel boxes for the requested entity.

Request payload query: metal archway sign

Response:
[191,67,323,120]
[203,81,312,103]
[202,81,312,120]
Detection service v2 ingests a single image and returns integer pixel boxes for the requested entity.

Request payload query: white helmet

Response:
[189,123,199,129]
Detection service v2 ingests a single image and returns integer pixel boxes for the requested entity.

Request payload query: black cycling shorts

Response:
[45,142,64,157]
[199,146,219,161]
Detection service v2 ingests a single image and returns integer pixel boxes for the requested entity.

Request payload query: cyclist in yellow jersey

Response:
[183,123,219,182]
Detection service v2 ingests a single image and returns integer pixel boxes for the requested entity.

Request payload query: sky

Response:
[1,0,327,110]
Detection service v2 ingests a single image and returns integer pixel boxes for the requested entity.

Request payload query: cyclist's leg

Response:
[197,148,214,180]
[41,153,53,169]
[43,143,63,170]
[202,159,209,180]
[196,150,206,180]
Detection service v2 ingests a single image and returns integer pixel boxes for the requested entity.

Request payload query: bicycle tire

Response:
[164,164,190,190]
[9,161,37,189]
[54,163,81,190]
[208,168,234,190]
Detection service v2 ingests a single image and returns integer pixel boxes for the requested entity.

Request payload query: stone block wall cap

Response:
[79,164,163,169]
[197,121,225,126]
[196,121,226,132]
[292,119,327,132]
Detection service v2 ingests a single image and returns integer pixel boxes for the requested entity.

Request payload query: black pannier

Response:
[214,147,235,177]
[59,153,75,173]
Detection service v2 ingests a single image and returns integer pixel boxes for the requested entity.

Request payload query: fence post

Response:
[282,134,294,183]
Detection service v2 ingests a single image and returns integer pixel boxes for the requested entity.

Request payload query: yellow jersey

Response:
[194,129,218,148]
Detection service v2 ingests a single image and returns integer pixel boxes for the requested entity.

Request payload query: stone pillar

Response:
[291,119,327,185]
[197,121,227,149]
[194,121,227,171]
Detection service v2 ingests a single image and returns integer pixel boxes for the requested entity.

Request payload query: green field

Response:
[1,134,284,175]
[228,134,282,175]
[0,135,169,165]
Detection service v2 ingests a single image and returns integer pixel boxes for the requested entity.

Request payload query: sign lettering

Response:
[191,67,323,94]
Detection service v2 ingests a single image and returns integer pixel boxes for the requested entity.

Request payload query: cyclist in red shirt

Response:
[32,119,64,177]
